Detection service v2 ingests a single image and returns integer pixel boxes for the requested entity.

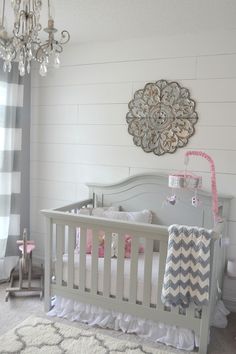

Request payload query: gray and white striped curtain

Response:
[0,60,30,281]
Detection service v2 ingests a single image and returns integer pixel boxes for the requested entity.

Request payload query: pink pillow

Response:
[85,229,105,257]
[75,228,105,257]
[124,234,144,258]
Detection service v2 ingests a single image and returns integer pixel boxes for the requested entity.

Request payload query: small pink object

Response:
[17,237,35,255]
[123,235,144,258]
[19,244,35,254]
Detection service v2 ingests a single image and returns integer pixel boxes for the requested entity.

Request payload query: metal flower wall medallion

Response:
[126,80,198,156]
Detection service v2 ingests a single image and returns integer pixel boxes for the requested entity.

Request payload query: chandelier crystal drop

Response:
[0,0,70,77]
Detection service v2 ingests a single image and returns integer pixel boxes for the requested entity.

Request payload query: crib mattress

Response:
[61,252,160,304]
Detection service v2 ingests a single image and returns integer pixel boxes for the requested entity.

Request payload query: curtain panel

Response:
[0,61,30,281]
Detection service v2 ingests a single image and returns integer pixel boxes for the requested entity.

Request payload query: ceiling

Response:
[4,0,236,44]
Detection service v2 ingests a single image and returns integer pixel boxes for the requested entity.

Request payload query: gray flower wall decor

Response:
[126,80,198,156]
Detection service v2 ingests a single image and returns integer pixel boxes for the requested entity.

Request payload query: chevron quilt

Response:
[162,224,213,308]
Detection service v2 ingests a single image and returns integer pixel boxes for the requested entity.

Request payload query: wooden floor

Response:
[0,283,235,353]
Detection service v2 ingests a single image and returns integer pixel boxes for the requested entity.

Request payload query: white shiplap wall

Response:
[31,30,236,281]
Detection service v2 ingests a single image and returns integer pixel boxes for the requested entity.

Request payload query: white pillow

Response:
[101,209,152,224]
[77,208,92,215]
[92,206,119,217]
[77,206,119,216]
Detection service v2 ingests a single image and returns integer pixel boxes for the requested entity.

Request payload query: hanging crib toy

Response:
[167,150,221,225]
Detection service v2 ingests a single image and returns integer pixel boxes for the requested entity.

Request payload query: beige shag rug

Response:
[0,316,186,354]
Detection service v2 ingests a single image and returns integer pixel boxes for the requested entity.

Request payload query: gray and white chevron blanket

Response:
[162,224,213,308]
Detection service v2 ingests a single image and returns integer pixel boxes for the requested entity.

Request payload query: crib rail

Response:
[42,207,214,336]
[55,198,93,212]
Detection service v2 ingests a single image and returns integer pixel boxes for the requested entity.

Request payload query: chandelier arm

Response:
[30,40,42,59]
[54,43,63,53]
[35,41,51,61]
[59,30,70,45]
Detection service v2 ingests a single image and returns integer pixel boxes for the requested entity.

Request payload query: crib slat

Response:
[55,224,64,287]
[79,227,86,292]
[143,238,153,307]
[91,228,99,295]
[129,236,139,304]
[67,226,75,289]
[157,240,168,310]
[116,233,125,301]
[103,232,112,297]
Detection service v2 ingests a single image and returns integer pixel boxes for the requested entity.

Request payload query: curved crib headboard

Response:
[87,173,231,229]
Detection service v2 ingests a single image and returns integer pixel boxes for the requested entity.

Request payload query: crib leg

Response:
[199,307,210,354]
[28,253,32,288]
[44,259,52,311]
[44,218,52,312]
[44,262,51,311]
[199,334,208,354]
[44,291,51,311]
[19,258,23,289]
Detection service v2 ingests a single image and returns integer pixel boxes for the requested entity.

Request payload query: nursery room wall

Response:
[30,28,236,301]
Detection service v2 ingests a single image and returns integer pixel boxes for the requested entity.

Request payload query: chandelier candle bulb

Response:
[48,19,55,29]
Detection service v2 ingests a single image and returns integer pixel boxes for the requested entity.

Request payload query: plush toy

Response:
[124,235,144,258]
[98,231,105,257]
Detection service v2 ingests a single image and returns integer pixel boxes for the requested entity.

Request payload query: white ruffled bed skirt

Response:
[48,296,199,351]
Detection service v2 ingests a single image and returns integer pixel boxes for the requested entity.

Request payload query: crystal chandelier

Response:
[0,0,70,76]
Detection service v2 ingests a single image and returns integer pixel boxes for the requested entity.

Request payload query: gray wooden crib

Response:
[41,173,231,353]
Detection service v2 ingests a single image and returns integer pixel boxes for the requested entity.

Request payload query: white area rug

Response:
[0,316,186,354]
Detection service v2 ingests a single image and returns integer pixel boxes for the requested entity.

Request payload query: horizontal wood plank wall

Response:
[31,30,236,298]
